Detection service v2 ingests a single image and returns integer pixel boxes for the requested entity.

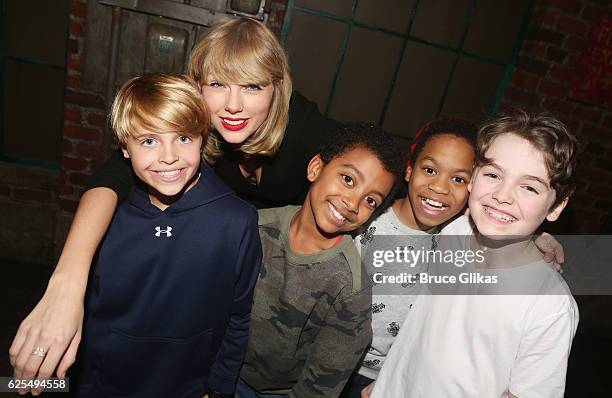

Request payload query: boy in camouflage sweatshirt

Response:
[236,124,405,398]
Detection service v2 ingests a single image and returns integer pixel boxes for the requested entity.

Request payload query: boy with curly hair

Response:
[238,123,405,398]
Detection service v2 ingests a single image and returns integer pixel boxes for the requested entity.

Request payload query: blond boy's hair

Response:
[477,109,578,208]
[111,73,210,147]
[188,17,292,163]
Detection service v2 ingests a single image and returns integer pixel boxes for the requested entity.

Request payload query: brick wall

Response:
[60,0,106,215]
[53,0,107,252]
[500,0,612,234]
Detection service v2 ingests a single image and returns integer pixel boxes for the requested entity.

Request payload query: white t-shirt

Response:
[439,212,474,235]
[371,216,579,398]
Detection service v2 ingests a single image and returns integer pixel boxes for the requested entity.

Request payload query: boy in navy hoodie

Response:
[77,73,261,398]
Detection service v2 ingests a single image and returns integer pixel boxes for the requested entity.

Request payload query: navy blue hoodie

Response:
[80,164,261,397]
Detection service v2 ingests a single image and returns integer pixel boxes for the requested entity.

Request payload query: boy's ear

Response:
[404,165,413,182]
[121,147,130,159]
[546,197,569,222]
[307,154,324,182]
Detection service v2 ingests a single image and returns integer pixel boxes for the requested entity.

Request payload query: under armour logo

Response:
[155,226,173,237]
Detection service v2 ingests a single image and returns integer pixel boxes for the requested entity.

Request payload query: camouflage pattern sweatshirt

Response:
[240,206,373,397]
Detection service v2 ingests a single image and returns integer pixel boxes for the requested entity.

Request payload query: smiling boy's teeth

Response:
[422,197,446,208]
[328,203,347,222]
[158,170,180,177]
[223,118,245,125]
[484,206,516,223]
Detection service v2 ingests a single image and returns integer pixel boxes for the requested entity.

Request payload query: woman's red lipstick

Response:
[220,117,249,131]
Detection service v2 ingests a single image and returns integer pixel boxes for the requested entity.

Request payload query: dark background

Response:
[2,0,612,395]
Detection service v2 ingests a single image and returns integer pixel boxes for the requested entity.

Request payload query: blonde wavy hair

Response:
[111,73,210,147]
[188,17,292,163]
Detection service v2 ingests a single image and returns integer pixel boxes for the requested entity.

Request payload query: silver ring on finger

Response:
[31,346,46,357]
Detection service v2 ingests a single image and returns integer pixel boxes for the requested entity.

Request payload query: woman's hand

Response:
[361,382,375,398]
[9,188,118,395]
[535,232,565,272]
[9,273,84,395]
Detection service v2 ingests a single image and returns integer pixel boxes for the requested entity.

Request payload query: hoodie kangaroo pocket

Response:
[95,328,213,397]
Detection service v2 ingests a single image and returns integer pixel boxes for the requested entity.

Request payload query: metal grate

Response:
[281,0,534,140]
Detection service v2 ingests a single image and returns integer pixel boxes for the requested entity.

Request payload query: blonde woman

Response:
[10,17,337,391]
